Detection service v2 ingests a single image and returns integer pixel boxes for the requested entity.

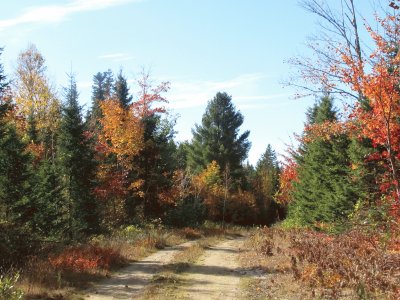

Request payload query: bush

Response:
[49,245,125,272]
[0,273,24,300]
[165,196,206,228]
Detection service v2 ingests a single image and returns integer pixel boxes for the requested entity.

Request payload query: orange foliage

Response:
[99,99,143,166]
[276,156,298,205]
[192,161,223,218]
[303,120,354,143]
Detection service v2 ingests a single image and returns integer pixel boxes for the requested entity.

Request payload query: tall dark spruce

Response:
[57,74,99,238]
[288,95,357,227]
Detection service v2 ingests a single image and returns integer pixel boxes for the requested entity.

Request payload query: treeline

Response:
[0,45,282,261]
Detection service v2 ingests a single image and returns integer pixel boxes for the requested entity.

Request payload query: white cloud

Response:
[167,74,291,110]
[98,52,135,62]
[0,0,142,31]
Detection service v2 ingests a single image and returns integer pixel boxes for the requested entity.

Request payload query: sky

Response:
[0,0,373,164]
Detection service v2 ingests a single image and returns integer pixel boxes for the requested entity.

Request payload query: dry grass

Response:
[239,226,400,300]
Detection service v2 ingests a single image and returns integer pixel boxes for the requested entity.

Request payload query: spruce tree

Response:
[0,49,31,228]
[188,92,250,181]
[30,159,64,238]
[254,144,280,224]
[288,96,356,227]
[113,69,132,108]
[58,74,99,238]
[88,70,114,128]
[131,115,178,219]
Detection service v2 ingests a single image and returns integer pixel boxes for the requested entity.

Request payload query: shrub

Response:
[49,245,125,272]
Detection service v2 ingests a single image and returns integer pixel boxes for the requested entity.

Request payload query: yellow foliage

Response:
[14,45,61,139]
[99,99,144,168]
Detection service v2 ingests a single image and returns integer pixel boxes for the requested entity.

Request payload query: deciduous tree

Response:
[13,44,60,160]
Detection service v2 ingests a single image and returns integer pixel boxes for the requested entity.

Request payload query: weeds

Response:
[0,272,24,300]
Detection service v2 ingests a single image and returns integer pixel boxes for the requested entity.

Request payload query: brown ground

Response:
[82,236,246,300]
[177,237,245,299]
[83,241,196,299]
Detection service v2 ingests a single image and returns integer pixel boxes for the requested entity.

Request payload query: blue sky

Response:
[0,0,352,164]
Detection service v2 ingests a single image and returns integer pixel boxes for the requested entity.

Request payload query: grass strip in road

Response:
[141,236,220,300]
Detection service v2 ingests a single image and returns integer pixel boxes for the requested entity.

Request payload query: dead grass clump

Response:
[179,227,203,240]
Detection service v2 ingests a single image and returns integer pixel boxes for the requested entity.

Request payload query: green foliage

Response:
[57,74,99,238]
[87,69,114,129]
[30,159,65,238]
[165,196,206,227]
[347,138,381,205]
[254,144,281,225]
[187,92,250,181]
[287,96,357,228]
[0,104,31,226]
[132,114,178,219]
[113,69,132,108]
[0,273,24,300]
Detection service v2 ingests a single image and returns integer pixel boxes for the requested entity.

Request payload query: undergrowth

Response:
[240,226,400,299]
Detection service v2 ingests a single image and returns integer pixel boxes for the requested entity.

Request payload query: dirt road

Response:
[84,241,196,299]
[178,237,244,300]
[84,237,244,299]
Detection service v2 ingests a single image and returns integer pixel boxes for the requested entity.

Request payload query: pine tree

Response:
[288,96,356,227]
[113,69,132,108]
[188,92,250,181]
[58,74,99,238]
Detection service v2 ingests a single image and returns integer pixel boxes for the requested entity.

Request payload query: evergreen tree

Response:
[288,96,356,227]
[188,92,250,181]
[0,48,7,94]
[131,115,178,219]
[0,104,31,225]
[113,69,132,108]
[0,50,31,227]
[88,69,114,127]
[30,159,64,238]
[58,74,99,238]
[254,145,280,224]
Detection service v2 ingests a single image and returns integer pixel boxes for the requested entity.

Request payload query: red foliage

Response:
[337,16,400,202]
[49,245,125,272]
[131,70,170,119]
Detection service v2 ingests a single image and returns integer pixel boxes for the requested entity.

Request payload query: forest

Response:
[0,0,399,299]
